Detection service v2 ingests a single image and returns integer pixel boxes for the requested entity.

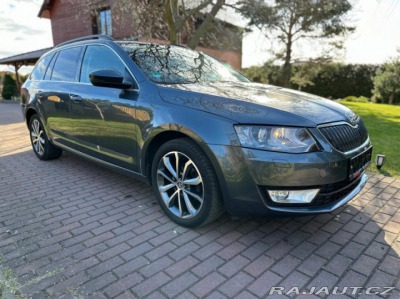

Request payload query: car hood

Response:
[157,82,353,127]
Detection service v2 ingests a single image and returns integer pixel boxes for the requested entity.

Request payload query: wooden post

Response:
[14,63,21,96]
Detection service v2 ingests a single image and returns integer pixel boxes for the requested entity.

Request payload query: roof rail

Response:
[172,44,190,49]
[55,34,114,48]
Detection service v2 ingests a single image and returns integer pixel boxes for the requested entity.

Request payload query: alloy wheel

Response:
[31,119,45,156]
[156,151,204,219]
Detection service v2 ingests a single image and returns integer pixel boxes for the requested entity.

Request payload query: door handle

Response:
[70,94,82,102]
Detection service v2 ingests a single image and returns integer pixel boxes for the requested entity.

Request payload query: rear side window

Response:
[80,45,127,83]
[44,52,57,81]
[52,47,83,82]
[30,53,54,81]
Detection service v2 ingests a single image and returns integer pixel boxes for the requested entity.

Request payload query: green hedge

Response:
[242,63,379,100]
[300,64,378,99]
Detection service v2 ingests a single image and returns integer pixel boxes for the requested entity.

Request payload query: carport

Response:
[0,47,52,92]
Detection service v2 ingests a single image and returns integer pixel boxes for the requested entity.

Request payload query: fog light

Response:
[375,154,386,169]
[268,189,320,204]
[269,190,289,201]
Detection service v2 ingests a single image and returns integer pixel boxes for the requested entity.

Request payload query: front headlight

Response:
[234,125,318,153]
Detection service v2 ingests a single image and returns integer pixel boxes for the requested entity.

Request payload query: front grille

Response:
[319,121,368,152]
[259,175,362,208]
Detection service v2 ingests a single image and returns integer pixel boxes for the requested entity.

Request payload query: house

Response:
[38,0,242,69]
[0,0,243,91]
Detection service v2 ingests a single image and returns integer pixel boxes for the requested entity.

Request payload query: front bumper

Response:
[262,173,367,214]
[207,144,369,217]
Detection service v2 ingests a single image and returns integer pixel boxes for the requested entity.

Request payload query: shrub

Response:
[342,96,370,103]
[241,63,281,85]
[1,74,17,100]
[301,64,378,99]
[371,58,400,104]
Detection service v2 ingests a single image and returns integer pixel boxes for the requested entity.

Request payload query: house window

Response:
[93,8,112,35]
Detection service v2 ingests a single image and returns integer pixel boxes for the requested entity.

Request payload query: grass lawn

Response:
[340,101,400,178]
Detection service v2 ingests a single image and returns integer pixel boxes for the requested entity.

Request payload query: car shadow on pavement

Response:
[0,149,399,298]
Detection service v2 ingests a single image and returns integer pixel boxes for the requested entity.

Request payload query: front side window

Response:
[30,53,54,81]
[80,45,127,83]
[52,47,83,82]
[118,42,249,84]
[93,8,112,35]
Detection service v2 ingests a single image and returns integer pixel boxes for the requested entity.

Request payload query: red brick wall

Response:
[109,2,137,40]
[49,0,135,45]
[47,0,241,69]
[50,0,93,45]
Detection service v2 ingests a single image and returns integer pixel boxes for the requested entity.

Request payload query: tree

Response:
[241,61,281,84]
[164,0,226,48]
[239,0,354,86]
[372,56,400,104]
[73,0,232,49]
[290,58,326,90]
[1,74,17,100]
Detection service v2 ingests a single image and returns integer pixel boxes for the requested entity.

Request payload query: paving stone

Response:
[247,271,282,297]
[191,255,225,278]
[297,254,327,277]
[161,272,198,298]
[1,103,399,298]
[190,272,226,298]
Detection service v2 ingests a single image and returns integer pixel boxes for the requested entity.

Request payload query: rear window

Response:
[52,47,83,82]
[30,53,54,81]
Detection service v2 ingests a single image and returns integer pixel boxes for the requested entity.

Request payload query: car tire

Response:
[29,114,62,160]
[151,138,224,227]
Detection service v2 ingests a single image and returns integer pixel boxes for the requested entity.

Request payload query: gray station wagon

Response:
[21,35,372,227]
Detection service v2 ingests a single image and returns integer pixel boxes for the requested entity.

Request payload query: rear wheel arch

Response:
[28,114,62,160]
[25,108,37,127]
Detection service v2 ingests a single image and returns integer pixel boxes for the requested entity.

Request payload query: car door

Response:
[25,52,55,124]
[69,44,140,172]
[39,46,84,147]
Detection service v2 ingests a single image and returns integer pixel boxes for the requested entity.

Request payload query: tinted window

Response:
[44,52,57,80]
[30,53,54,81]
[118,42,249,84]
[52,47,83,82]
[80,45,126,83]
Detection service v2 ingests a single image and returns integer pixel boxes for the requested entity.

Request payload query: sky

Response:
[0,0,400,73]
[241,0,400,67]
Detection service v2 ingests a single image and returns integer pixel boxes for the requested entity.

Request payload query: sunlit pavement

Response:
[1,102,399,299]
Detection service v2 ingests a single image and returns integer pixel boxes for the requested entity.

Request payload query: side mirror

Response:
[89,69,132,89]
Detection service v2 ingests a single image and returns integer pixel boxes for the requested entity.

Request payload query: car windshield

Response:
[118,42,250,84]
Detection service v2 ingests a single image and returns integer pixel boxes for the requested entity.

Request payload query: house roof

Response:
[38,0,54,18]
[0,48,52,65]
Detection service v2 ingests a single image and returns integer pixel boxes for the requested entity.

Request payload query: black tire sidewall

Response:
[29,115,47,160]
[151,139,218,227]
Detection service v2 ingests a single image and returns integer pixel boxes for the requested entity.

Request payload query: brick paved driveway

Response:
[1,102,399,299]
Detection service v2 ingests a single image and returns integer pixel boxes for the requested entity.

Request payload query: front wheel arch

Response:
[151,137,225,227]
[143,130,230,207]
